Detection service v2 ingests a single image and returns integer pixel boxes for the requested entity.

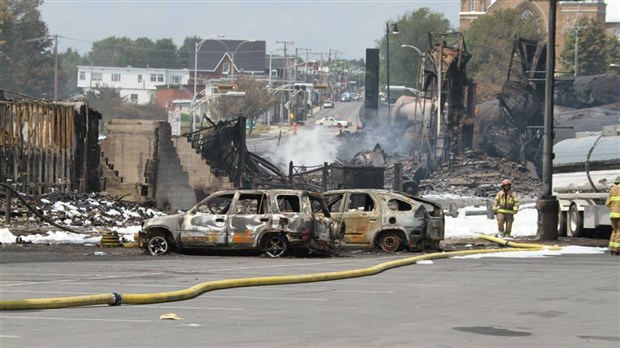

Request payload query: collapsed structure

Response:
[0,99,101,194]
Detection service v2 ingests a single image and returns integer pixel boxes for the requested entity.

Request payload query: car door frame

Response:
[179,191,235,248]
[227,191,272,248]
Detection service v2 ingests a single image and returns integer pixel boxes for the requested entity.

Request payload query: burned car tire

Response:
[145,231,171,256]
[263,235,288,258]
[377,231,402,253]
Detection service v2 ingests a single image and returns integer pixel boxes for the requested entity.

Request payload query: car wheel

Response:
[263,235,288,258]
[337,123,342,128]
[378,231,401,253]
[567,204,584,237]
[145,232,171,256]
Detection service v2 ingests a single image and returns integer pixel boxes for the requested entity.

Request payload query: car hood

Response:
[142,214,183,230]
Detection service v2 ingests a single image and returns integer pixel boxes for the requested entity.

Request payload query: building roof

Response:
[190,40,266,73]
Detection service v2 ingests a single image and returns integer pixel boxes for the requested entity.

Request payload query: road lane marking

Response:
[0,315,151,323]
[144,305,245,311]
[203,295,328,301]
[1,272,165,287]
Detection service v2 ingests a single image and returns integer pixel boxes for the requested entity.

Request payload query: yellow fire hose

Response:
[0,235,560,310]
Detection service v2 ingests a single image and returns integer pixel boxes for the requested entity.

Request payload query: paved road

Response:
[1,247,618,347]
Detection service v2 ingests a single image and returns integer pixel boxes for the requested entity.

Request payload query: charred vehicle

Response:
[323,189,444,252]
[140,190,338,257]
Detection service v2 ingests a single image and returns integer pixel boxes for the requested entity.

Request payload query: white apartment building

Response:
[76,66,190,104]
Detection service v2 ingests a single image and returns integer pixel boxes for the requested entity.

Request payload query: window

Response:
[277,195,301,213]
[111,73,121,82]
[91,72,102,81]
[222,63,230,75]
[130,94,138,103]
[348,194,375,212]
[234,194,268,215]
[195,194,234,214]
[157,74,164,82]
[137,74,143,83]
[172,75,182,84]
[79,71,85,81]
[325,194,344,213]
[150,74,157,82]
[386,199,412,211]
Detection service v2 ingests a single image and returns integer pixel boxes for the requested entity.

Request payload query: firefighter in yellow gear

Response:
[492,179,520,238]
[606,176,620,256]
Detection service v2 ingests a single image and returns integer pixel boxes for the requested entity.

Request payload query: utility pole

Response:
[537,0,559,240]
[277,41,294,82]
[573,24,586,77]
[53,34,58,100]
[296,48,311,82]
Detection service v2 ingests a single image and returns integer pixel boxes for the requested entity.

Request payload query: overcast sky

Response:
[40,0,462,60]
[40,0,619,61]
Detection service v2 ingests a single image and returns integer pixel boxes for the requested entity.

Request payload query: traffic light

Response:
[294,84,307,91]
[216,84,238,92]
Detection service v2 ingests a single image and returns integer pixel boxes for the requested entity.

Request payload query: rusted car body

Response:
[140,189,338,257]
[323,189,444,252]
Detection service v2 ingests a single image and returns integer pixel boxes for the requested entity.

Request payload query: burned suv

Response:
[140,189,338,257]
[323,189,444,252]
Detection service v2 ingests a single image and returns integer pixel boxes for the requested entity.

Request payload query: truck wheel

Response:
[568,205,584,237]
[558,211,567,237]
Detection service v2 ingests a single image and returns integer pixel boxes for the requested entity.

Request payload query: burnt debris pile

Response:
[0,191,165,234]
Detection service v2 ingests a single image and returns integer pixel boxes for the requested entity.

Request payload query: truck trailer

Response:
[553,125,620,237]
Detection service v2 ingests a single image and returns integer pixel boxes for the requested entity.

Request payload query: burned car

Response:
[323,189,444,252]
[140,189,339,257]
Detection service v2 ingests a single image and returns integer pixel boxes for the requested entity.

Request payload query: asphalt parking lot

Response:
[1,246,619,348]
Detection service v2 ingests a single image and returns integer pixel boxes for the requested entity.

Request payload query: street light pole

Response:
[192,34,225,132]
[401,44,426,86]
[231,39,256,83]
[385,22,399,121]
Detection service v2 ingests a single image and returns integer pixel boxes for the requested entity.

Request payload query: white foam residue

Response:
[453,245,606,259]
[0,228,17,244]
[20,231,100,244]
[416,260,434,265]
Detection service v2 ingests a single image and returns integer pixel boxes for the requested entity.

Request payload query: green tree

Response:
[85,86,166,132]
[178,36,201,69]
[0,0,55,98]
[88,36,180,68]
[58,48,86,98]
[127,37,155,67]
[377,8,451,88]
[464,9,543,100]
[88,36,134,67]
[560,17,619,76]
[207,78,275,127]
[154,38,181,68]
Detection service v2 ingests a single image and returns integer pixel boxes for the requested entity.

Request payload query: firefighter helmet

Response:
[615,176,620,184]
[501,179,512,186]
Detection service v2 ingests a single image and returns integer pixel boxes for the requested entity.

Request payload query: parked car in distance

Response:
[140,189,340,257]
[323,99,334,108]
[323,189,445,252]
[314,116,352,128]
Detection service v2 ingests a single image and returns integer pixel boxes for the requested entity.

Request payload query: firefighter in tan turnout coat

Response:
[493,179,520,238]
[606,176,620,256]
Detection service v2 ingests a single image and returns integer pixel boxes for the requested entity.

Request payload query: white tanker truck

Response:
[554,124,620,237]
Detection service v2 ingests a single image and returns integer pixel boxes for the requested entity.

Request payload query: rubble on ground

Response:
[0,191,165,236]
[383,150,542,200]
